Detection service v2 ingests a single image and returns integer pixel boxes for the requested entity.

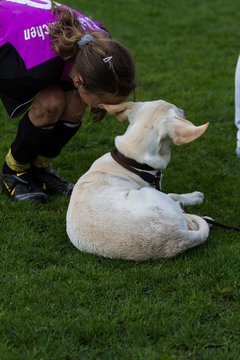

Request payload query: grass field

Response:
[1,0,240,359]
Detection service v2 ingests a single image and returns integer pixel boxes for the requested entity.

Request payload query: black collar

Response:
[111,148,163,191]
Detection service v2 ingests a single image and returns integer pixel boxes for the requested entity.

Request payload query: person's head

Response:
[49,3,136,121]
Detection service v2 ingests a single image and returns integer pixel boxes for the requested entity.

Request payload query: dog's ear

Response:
[99,102,134,121]
[171,118,209,145]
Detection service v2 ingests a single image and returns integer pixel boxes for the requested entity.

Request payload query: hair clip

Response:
[103,56,113,63]
[77,34,93,47]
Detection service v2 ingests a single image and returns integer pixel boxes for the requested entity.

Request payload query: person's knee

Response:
[29,86,66,126]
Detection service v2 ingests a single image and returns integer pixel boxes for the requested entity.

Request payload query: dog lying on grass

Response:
[66,100,210,261]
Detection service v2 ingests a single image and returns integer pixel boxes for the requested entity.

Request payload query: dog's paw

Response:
[191,191,204,204]
[168,192,205,206]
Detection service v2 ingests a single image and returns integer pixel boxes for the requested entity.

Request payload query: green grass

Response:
[1,0,240,359]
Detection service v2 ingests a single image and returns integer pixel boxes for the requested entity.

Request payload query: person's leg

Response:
[6,85,66,167]
[31,90,86,195]
[235,56,240,156]
[2,86,66,202]
[33,90,86,160]
[2,87,86,201]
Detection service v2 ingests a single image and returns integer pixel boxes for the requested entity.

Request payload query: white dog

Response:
[66,100,210,261]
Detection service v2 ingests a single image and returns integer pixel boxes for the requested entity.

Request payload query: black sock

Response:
[37,120,81,158]
[11,112,57,164]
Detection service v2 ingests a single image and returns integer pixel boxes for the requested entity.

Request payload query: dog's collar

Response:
[111,148,163,191]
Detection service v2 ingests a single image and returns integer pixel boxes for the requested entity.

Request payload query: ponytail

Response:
[49,2,85,60]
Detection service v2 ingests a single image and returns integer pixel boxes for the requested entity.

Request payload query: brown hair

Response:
[49,2,136,121]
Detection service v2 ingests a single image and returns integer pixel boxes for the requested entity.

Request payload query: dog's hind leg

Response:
[184,213,207,230]
[168,191,204,207]
[163,214,209,257]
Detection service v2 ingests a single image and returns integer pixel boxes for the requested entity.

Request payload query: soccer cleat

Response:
[1,170,49,203]
[32,165,74,196]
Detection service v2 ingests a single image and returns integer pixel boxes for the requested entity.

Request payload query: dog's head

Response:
[100,100,208,169]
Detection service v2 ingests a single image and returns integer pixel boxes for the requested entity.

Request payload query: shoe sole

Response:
[44,183,74,196]
[14,192,49,203]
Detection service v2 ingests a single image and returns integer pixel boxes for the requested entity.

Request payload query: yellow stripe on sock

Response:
[5,149,30,172]
[32,155,54,168]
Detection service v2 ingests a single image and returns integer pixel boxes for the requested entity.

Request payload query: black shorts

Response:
[0,43,75,118]
[0,79,75,118]
[0,84,38,118]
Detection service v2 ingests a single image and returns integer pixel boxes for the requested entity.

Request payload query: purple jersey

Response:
[0,0,108,117]
[0,0,106,70]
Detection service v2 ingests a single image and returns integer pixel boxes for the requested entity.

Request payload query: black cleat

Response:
[32,166,74,196]
[1,170,49,203]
